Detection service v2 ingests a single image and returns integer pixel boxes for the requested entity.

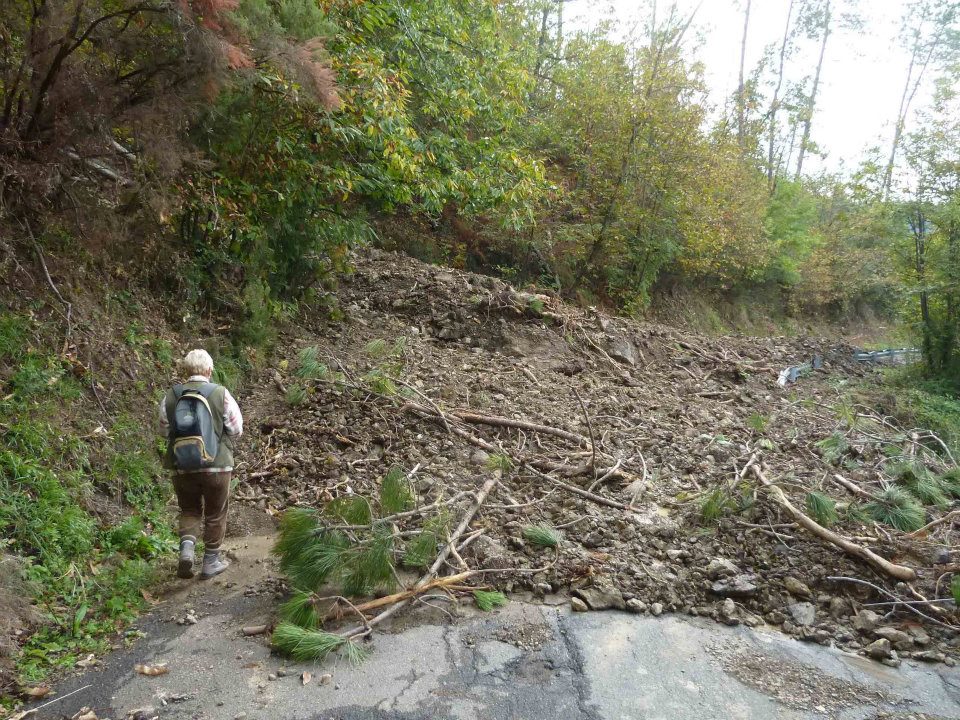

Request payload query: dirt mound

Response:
[235,248,959,665]
[0,557,40,696]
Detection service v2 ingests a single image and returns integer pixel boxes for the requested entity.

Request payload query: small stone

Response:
[853,610,880,633]
[865,638,893,660]
[666,549,684,561]
[233,714,248,720]
[710,575,758,598]
[828,597,847,617]
[907,626,931,646]
[470,449,490,466]
[571,597,589,612]
[319,673,333,685]
[268,673,277,681]
[875,626,914,650]
[626,598,647,614]
[783,577,811,598]
[573,584,626,611]
[912,650,946,663]
[706,558,740,580]
[787,602,816,627]
[881,654,902,668]
[720,598,739,626]
[650,602,664,616]
[765,610,786,625]
[533,582,551,597]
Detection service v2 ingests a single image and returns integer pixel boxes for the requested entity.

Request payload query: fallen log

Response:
[751,462,917,582]
[829,473,875,499]
[450,410,592,448]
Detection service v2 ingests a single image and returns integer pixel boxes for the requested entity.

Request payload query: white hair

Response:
[181,349,214,378]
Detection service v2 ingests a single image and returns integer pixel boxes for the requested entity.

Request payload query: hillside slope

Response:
[234,248,959,665]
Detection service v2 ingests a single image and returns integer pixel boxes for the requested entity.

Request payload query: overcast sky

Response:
[565,0,923,176]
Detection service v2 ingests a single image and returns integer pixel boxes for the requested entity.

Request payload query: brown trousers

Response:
[172,471,231,551]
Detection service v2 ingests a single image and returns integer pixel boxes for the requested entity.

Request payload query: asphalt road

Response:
[32,535,960,720]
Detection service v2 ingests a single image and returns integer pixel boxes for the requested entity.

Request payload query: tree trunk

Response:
[737,0,752,149]
[795,0,830,181]
[767,0,794,188]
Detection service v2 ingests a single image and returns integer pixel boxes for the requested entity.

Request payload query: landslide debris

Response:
[236,248,959,664]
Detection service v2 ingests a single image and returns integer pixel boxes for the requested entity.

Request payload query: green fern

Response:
[815,433,849,464]
[522,524,561,548]
[805,491,838,527]
[380,466,414,514]
[864,486,926,532]
[474,590,508,611]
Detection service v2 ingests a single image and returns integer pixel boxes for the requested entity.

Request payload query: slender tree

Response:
[767,0,796,188]
[737,0,752,149]
[881,0,959,199]
[795,0,831,180]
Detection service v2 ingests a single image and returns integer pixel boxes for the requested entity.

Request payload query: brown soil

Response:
[230,248,959,665]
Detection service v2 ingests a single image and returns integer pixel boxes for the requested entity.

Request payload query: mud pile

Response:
[236,248,958,666]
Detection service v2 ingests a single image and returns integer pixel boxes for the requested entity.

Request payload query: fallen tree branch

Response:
[328,571,475,620]
[829,473,876,500]
[827,576,959,631]
[340,474,499,639]
[906,510,960,539]
[525,464,639,512]
[450,410,593,449]
[572,387,597,479]
[751,463,917,581]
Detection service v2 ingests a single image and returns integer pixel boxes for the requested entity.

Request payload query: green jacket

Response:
[163,380,235,471]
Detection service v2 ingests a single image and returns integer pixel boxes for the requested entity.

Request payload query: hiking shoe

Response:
[177,539,195,579]
[200,551,230,579]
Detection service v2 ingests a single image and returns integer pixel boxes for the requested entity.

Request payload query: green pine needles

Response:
[296,346,328,380]
[805,491,838,527]
[522,524,561,548]
[864,486,926,532]
[272,466,455,663]
[271,622,368,664]
[473,590,508,611]
[891,462,951,508]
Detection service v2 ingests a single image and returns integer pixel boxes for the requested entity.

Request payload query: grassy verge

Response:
[0,311,175,698]
[872,368,960,457]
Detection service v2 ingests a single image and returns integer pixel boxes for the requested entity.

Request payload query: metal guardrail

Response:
[777,348,921,387]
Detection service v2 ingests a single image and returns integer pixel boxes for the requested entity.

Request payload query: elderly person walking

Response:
[159,349,243,579]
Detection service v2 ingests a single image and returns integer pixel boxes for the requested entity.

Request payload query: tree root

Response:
[749,457,917,581]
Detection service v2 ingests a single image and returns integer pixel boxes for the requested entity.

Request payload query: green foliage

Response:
[940,468,960,498]
[700,487,738,522]
[952,576,960,606]
[473,590,508,611]
[364,339,389,359]
[486,453,514,474]
[522,524,560,548]
[286,383,308,407]
[363,369,397,396]
[805,491,838,527]
[279,590,322,630]
[402,531,437,570]
[815,433,850,464]
[271,623,367,663]
[891,462,951,508]
[864,486,927,532]
[327,496,372,525]
[296,346,328,380]
[747,413,769,434]
[380,466,414,514]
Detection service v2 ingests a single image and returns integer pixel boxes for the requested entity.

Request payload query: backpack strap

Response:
[186,382,225,443]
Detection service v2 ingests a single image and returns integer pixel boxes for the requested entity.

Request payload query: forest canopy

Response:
[1,0,958,377]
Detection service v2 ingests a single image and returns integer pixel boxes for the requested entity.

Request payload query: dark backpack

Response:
[169,383,221,471]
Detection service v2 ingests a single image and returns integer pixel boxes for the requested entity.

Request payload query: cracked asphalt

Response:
[33,535,960,720]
